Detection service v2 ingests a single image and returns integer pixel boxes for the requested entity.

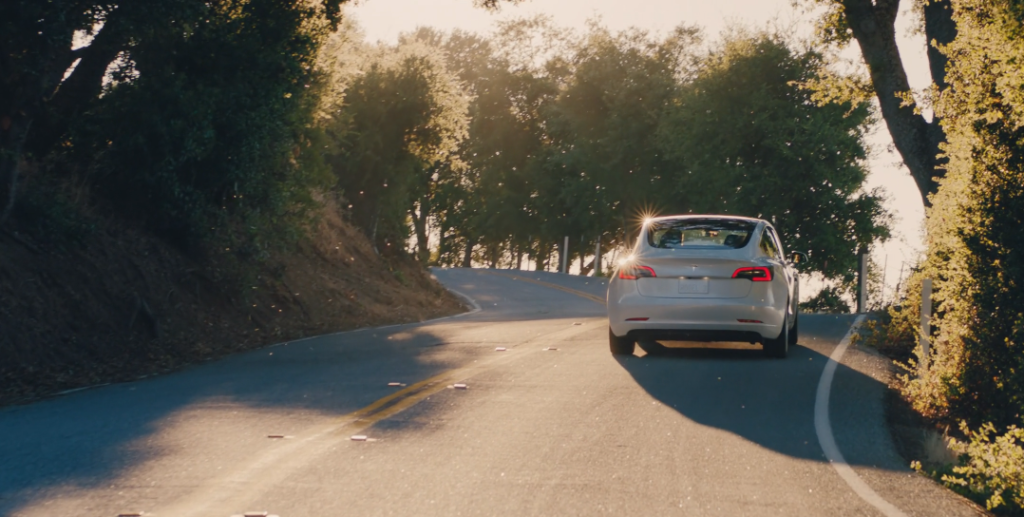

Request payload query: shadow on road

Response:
[614,313,901,470]
[0,273,896,514]
[0,270,609,514]
[0,321,476,514]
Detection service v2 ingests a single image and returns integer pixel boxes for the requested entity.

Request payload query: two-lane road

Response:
[0,268,981,516]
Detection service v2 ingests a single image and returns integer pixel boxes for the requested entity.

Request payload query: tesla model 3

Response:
[607,215,803,358]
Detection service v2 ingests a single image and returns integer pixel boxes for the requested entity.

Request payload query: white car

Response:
[607,215,803,358]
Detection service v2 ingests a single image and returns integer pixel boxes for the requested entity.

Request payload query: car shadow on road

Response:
[613,315,905,471]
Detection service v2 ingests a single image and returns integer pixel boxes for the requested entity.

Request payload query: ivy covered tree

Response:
[901,0,1024,431]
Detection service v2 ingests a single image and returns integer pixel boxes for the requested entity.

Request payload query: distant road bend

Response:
[0,268,981,516]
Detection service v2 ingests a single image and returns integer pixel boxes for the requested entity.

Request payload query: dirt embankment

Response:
[0,204,465,405]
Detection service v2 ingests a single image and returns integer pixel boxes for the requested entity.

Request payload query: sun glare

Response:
[631,203,663,229]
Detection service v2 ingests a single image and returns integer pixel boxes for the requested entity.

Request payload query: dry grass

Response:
[0,198,464,405]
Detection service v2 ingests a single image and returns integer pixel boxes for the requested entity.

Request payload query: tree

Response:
[50,0,343,251]
[404,22,565,268]
[657,31,891,280]
[801,0,957,205]
[901,0,1024,429]
[540,24,700,256]
[326,40,468,255]
[0,0,347,227]
[396,22,889,279]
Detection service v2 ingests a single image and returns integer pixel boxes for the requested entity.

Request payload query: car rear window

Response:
[646,218,757,249]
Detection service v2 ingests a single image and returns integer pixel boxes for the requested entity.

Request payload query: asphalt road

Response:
[0,268,983,516]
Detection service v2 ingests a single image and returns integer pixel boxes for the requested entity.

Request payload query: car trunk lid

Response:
[634,251,758,299]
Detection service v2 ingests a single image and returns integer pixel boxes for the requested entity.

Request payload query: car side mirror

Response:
[789,251,808,265]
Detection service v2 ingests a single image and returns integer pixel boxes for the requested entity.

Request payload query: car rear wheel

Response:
[788,312,799,346]
[763,310,789,359]
[609,329,636,356]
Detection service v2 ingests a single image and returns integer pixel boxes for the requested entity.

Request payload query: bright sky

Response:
[347,0,930,300]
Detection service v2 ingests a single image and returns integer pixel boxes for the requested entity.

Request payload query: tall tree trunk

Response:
[840,0,952,205]
[369,204,380,255]
[922,0,957,170]
[461,237,476,268]
[0,15,81,226]
[487,243,498,268]
[436,226,448,266]
[525,236,533,270]
[0,117,31,225]
[580,258,595,277]
[411,195,430,265]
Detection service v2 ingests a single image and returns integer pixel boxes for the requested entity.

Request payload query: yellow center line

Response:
[162,286,606,516]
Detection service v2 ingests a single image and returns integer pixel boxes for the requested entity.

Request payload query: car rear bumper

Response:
[624,328,765,343]
[607,285,785,341]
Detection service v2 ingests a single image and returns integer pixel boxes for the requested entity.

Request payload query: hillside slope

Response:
[0,204,465,405]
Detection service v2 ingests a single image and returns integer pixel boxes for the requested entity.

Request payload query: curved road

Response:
[0,268,982,516]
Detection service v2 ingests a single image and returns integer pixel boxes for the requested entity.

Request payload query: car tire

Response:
[764,311,789,359]
[788,312,799,346]
[609,328,636,356]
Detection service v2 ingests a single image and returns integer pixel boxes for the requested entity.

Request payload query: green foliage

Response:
[315,20,889,276]
[871,6,1024,507]
[12,181,95,247]
[941,422,1024,513]
[58,0,338,252]
[796,0,856,47]
[895,0,1024,430]
[423,25,557,266]
[0,0,354,271]
[658,31,891,279]
[799,286,851,313]
[854,304,921,363]
[542,24,690,250]
[325,37,468,253]
[880,277,924,360]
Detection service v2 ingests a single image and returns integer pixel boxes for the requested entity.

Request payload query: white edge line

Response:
[814,314,909,517]
[445,288,482,313]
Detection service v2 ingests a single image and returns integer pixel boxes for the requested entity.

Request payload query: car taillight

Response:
[732,266,773,282]
[618,265,656,280]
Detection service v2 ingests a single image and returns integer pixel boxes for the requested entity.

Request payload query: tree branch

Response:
[924,0,956,90]
[840,0,943,205]
[27,7,129,157]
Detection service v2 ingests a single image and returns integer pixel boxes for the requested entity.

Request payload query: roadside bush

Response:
[855,311,915,363]
[858,270,922,363]
[891,0,1024,431]
[12,179,95,247]
[799,286,851,313]
[941,422,1024,515]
